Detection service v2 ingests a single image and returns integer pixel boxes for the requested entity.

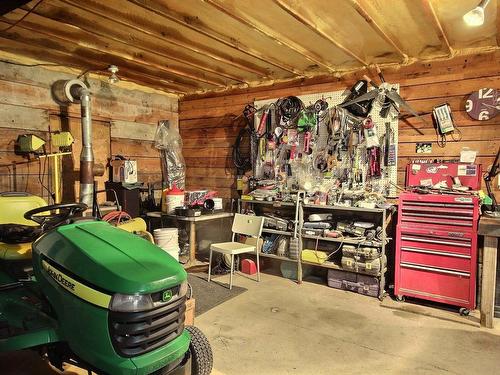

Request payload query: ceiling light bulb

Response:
[463,0,489,26]
[463,6,484,26]
[108,73,119,84]
[107,65,120,84]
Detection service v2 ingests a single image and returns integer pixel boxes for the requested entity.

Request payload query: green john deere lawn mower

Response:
[0,196,213,375]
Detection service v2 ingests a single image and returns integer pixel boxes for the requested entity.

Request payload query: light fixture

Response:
[463,0,490,26]
[107,65,120,83]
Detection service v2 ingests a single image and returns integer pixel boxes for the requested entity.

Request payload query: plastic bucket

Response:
[154,228,180,261]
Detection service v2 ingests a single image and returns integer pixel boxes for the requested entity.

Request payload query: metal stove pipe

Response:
[52,79,94,206]
[78,88,94,207]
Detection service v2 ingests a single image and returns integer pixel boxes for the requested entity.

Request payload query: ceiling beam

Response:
[420,0,453,56]
[21,4,246,85]
[205,0,338,73]
[0,36,188,94]
[0,19,199,92]
[350,0,408,61]
[0,13,221,88]
[127,0,303,76]
[273,0,368,66]
[60,0,261,80]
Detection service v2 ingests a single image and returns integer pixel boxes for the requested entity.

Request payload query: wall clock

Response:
[465,88,498,120]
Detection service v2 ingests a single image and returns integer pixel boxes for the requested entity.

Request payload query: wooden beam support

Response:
[127,0,303,76]
[420,0,453,56]
[29,3,246,85]
[205,0,338,73]
[0,15,215,89]
[58,0,257,81]
[273,0,368,66]
[350,0,408,61]
[0,35,189,95]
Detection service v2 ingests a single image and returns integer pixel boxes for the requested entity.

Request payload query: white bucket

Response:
[154,228,180,262]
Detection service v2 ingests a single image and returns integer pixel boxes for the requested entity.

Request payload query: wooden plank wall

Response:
[179,51,500,200]
[0,60,178,203]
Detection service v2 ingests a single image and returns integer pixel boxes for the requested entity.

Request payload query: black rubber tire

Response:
[186,326,213,375]
[396,295,406,302]
[459,308,470,316]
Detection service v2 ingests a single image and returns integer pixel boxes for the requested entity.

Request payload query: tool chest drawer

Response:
[398,193,479,232]
[400,247,471,272]
[398,264,471,305]
[395,192,479,310]
[399,228,473,257]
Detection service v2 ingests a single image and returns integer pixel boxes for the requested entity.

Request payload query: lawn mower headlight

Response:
[109,293,154,312]
[178,281,188,298]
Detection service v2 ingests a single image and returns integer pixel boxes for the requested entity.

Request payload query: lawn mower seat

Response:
[0,192,47,261]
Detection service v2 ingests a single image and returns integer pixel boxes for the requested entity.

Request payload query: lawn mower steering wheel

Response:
[24,203,88,230]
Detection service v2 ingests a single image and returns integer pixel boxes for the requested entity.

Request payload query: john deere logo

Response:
[162,290,173,302]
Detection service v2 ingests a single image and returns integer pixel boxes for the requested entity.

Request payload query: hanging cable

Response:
[276,96,304,128]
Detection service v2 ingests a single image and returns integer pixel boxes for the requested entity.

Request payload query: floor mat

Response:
[187,272,247,316]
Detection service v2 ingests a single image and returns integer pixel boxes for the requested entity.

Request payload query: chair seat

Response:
[210,241,256,255]
[0,242,32,261]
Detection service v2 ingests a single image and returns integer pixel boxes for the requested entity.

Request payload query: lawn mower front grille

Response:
[109,295,186,357]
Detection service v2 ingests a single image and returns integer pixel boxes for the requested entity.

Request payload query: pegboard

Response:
[254,86,399,197]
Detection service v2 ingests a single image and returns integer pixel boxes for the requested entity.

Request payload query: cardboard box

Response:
[184,298,195,326]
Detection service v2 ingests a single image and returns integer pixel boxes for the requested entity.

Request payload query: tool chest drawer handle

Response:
[401,236,471,248]
[401,246,471,259]
[400,262,470,277]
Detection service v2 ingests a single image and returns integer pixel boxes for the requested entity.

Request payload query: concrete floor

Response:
[3,271,500,375]
[198,272,500,375]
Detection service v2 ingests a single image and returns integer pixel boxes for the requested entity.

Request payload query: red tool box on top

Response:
[406,162,482,190]
[395,192,480,311]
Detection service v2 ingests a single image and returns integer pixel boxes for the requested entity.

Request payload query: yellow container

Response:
[301,249,329,264]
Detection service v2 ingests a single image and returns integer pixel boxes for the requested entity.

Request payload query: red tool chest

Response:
[395,192,480,312]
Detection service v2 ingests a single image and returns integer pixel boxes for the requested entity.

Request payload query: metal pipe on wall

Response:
[78,88,94,207]
[52,79,95,206]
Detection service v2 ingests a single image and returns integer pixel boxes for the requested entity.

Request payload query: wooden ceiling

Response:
[0,0,498,96]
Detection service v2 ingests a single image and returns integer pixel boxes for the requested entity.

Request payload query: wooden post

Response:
[479,216,500,328]
[189,221,196,266]
[480,236,499,328]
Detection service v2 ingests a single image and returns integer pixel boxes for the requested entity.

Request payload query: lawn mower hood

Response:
[33,220,186,295]
[30,220,190,375]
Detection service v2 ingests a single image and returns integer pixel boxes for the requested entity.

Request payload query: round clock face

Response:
[465,88,498,120]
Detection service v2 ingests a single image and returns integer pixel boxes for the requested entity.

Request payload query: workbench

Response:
[147,211,234,268]
[479,215,500,328]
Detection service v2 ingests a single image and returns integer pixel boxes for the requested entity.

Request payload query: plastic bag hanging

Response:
[154,120,186,189]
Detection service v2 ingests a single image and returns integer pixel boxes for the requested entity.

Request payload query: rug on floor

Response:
[187,272,247,316]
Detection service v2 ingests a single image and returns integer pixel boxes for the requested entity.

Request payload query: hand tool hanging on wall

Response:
[368,147,382,177]
[385,122,397,167]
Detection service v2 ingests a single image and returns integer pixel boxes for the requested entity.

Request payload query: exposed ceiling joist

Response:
[0,36,189,94]
[60,0,261,80]
[0,13,222,88]
[273,0,368,66]
[420,0,453,56]
[350,0,408,61]
[205,0,338,73]
[127,0,303,75]
[23,4,246,85]
[0,18,200,91]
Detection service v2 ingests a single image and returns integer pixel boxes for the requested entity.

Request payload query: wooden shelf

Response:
[301,260,381,277]
[301,235,382,247]
[262,228,293,236]
[258,252,298,262]
[302,203,384,214]
[240,199,296,207]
